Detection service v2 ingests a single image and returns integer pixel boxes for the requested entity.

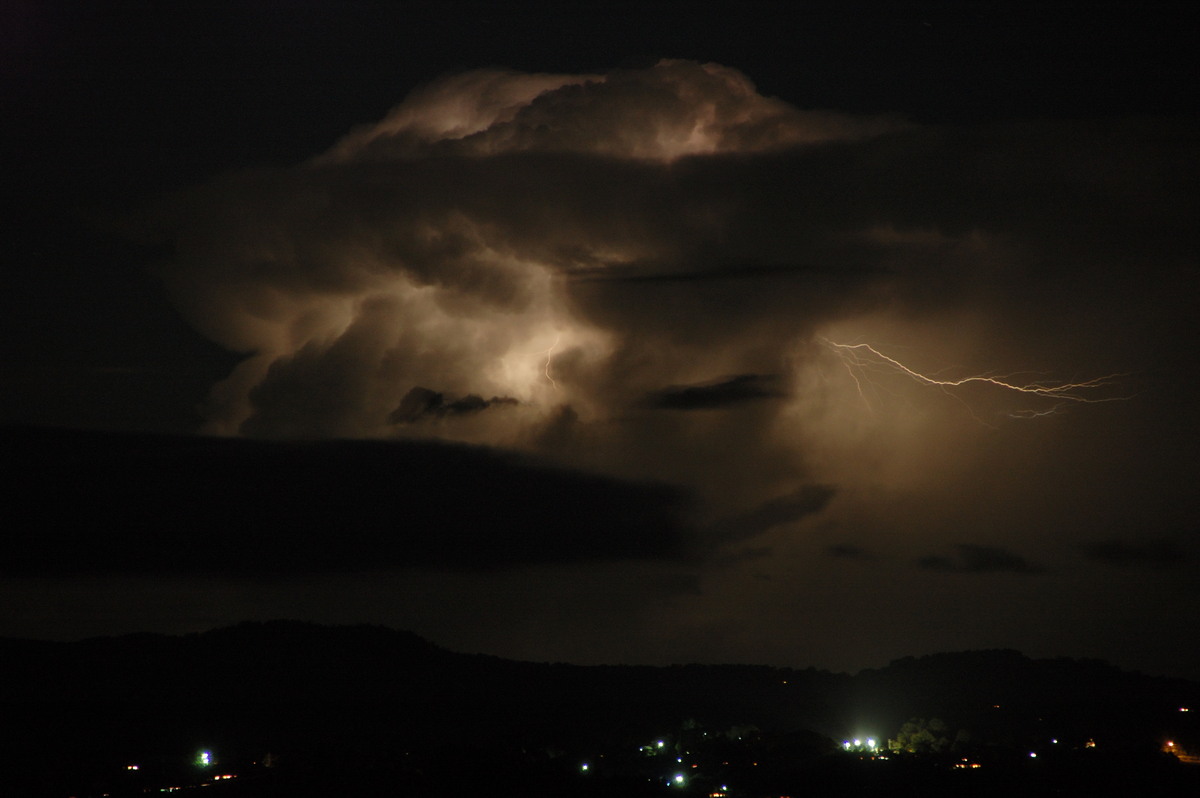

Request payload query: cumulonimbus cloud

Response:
[138,58,1196,568]
[145,59,908,444]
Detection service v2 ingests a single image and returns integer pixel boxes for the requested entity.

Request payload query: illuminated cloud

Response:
[142,58,1197,586]
[147,58,910,451]
[322,60,904,162]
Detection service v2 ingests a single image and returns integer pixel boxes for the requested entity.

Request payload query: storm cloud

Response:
[118,59,1200,671]
[145,61,1196,453]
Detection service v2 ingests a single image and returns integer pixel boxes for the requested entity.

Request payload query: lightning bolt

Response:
[820,338,1129,418]
[542,333,561,391]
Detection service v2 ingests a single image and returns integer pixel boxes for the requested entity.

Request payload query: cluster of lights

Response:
[841,737,878,753]
[640,739,668,755]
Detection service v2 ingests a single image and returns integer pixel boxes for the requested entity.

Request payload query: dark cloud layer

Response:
[648,374,786,410]
[389,386,520,424]
[917,545,1042,575]
[3,425,691,576]
[711,486,837,542]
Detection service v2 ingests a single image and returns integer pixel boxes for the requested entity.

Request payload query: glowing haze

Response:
[138,59,1197,674]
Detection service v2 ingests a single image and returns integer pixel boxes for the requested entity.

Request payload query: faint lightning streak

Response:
[820,338,1129,414]
[543,333,561,391]
[1009,405,1067,419]
[841,360,868,402]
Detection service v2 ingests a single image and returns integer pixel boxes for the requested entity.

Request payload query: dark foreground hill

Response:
[2,621,1198,797]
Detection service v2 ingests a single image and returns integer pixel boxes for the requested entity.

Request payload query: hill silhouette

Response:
[2,621,1198,796]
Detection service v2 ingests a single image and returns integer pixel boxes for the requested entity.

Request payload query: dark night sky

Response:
[4,1,1199,679]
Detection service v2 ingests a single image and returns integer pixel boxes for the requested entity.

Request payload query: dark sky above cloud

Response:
[4,1,1199,680]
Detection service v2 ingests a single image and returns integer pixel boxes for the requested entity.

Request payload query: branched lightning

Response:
[820,338,1129,417]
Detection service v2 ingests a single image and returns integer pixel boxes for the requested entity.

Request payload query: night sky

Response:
[5,1,1199,680]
